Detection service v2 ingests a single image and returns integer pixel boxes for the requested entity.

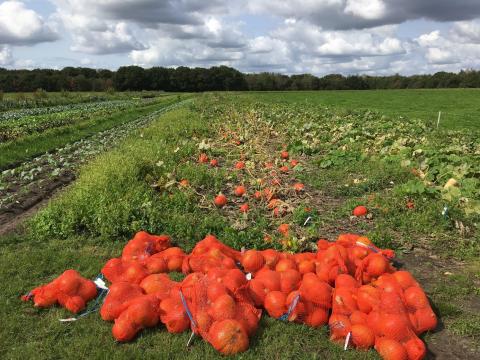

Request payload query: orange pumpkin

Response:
[208,319,249,355]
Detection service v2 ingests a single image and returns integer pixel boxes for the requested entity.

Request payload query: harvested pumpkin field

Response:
[1,91,479,359]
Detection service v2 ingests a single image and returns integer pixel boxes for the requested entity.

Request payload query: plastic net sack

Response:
[185,269,261,355]
[121,231,171,264]
[21,231,437,359]
[374,272,437,335]
[100,282,144,321]
[182,235,240,274]
[145,247,186,274]
[101,258,149,284]
[21,270,97,314]
[373,290,427,360]
[112,294,160,342]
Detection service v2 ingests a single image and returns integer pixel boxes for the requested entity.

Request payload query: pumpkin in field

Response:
[208,319,249,355]
[375,338,408,360]
[234,185,246,197]
[353,205,368,217]
[264,291,287,318]
[255,269,281,291]
[299,273,332,308]
[350,324,375,349]
[214,194,227,208]
[199,153,209,164]
[209,294,237,321]
[280,269,301,294]
[304,306,328,327]
[404,337,426,360]
[241,250,265,273]
[275,258,297,272]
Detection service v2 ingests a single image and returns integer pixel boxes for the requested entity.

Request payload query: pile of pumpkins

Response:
[22,231,436,359]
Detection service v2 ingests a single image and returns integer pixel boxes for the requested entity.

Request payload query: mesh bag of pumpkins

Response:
[22,231,437,359]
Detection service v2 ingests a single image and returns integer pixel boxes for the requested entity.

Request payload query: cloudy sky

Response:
[1,0,480,75]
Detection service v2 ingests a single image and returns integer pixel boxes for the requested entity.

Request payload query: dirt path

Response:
[0,173,72,236]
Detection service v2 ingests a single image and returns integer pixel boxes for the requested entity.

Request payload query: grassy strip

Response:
[0,96,184,170]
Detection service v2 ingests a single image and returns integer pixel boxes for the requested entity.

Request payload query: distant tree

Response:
[114,66,147,91]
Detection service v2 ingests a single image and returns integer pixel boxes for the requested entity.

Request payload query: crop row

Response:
[0,99,191,210]
[0,97,170,143]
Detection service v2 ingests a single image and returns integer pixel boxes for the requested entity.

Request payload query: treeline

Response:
[1,66,480,92]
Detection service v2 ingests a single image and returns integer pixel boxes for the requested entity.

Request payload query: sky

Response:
[1,0,480,76]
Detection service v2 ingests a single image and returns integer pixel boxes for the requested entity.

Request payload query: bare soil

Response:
[0,172,74,236]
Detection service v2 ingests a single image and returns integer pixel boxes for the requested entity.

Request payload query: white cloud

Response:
[247,0,480,30]
[344,0,386,20]
[452,20,480,43]
[0,45,13,66]
[271,21,405,59]
[415,25,480,69]
[416,31,441,47]
[69,22,146,54]
[426,48,456,64]
[0,1,58,45]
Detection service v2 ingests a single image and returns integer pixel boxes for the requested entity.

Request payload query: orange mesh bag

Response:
[334,234,396,278]
[187,270,261,355]
[356,284,381,314]
[145,247,186,274]
[112,294,160,341]
[101,258,149,284]
[260,249,280,269]
[182,236,241,275]
[158,288,191,334]
[293,252,316,275]
[316,244,349,285]
[373,290,427,360]
[121,231,171,264]
[381,271,437,335]
[190,235,241,262]
[100,282,144,321]
[261,272,331,328]
[278,290,328,328]
[247,268,281,307]
[139,273,179,299]
[241,250,265,274]
[299,273,332,309]
[328,274,376,350]
[404,286,434,328]
[355,253,395,284]
[183,250,237,274]
[337,234,395,259]
[22,270,97,314]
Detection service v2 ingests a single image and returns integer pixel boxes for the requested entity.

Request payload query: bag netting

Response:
[184,269,261,355]
[22,231,437,359]
[21,270,97,314]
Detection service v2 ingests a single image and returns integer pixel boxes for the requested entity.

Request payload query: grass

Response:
[1,91,479,358]
[0,96,185,170]
[247,89,480,130]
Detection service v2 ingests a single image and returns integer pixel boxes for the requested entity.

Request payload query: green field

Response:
[1,90,479,359]
[249,89,480,130]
